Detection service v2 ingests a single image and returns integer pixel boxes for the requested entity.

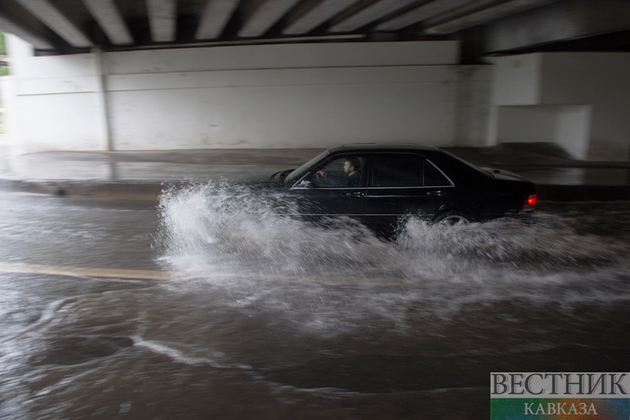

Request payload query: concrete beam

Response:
[195,0,240,40]
[283,0,361,35]
[14,0,92,48]
[376,0,477,31]
[146,0,176,42]
[485,0,630,53]
[423,0,560,35]
[329,0,417,33]
[239,0,301,38]
[81,0,133,45]
[0,11,54,49]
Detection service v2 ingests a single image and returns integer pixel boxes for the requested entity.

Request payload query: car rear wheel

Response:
[435,212,471,226]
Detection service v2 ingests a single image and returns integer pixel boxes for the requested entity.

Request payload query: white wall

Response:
[107,66,467,150]
[492,54,541,106]
[541,54,630,161]
[453,66,493,147]
[493,105,591,159]
[556,105,591,160]
[491,52,630,161]
[3,35,493,153]
[6,35,630,160]
[6,36,106,153]
[540,53,630,106]
[495,106,556,143]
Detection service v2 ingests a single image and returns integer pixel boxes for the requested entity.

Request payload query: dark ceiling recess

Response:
[1,0,630,61]
[497,29,630,56]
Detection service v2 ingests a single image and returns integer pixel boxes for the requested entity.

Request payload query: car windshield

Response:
[284,150,329,184]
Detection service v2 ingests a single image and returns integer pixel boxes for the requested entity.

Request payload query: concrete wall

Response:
[3,35,493,153]
[495,105,556,142]
[491,53,630,161]
[107,66,462,150]
[556,105,592,160]
[542,53,630,161]
[5,36,106,153]
[6,35,630,160]
[493,105,592,160]
[493,54,541,106]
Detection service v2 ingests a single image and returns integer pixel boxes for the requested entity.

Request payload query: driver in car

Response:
[317,157,361,187]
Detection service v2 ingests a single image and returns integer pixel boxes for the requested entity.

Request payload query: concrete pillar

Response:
[92,47,112,151]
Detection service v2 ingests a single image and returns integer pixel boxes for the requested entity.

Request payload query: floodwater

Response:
[1,185,630,419]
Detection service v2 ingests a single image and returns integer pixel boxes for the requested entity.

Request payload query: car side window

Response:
[372,156,423,187]
[371,155,451,187]
[312,156,365,188]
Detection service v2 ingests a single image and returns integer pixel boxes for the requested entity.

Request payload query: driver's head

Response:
[344,157,360,174]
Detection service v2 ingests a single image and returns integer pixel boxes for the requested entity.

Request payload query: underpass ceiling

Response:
[1,0,630,61]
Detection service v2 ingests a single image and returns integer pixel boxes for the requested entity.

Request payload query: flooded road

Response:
[1,187,630,419]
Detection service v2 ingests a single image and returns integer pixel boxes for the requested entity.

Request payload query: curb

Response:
[0,179,165,200]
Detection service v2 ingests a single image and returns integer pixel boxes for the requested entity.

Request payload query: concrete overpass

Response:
[1,0,630,160]
[2,0,630,60]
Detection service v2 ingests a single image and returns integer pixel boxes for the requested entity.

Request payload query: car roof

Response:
[327,143,442,154]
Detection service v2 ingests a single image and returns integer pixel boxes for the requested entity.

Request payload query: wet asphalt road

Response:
[1,188,630,419]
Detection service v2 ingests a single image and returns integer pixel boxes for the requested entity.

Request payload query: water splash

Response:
[156,182,630,289]
[396,212,630,282]
[156,181,404,279]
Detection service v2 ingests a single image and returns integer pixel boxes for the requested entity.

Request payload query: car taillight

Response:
[527,195,537,206]
[523,194,537,211]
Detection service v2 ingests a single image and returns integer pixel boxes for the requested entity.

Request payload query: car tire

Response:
[435,211,472,226]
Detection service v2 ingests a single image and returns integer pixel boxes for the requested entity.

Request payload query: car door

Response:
[286,154,367,221]
[365,153,454,228]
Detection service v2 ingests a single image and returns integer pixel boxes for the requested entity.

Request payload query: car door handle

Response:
[346,191,365,197]
[426,191,443,196]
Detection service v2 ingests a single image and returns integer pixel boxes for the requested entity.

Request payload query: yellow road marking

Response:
[0,263,410,285]
[0,263,175,280]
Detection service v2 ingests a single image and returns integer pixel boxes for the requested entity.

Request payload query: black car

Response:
[270,144,536,233]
